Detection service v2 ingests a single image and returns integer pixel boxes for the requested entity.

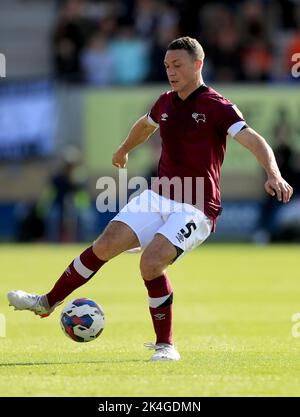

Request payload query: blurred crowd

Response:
[52,0,300,85]
[254,107,300,243]
[15,146,99,243]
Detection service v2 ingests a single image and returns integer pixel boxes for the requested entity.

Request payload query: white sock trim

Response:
[148,294,171,308]
[73,256,94,279]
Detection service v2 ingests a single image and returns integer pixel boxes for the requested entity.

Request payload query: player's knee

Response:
[92,236,114,261]
[140,254,164,281]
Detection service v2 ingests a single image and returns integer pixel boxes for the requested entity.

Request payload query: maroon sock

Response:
[143,272,173,345]
[46,246,107,308]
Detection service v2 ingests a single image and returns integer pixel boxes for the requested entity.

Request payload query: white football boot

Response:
[144,343,181,361]
[7,290,58,318]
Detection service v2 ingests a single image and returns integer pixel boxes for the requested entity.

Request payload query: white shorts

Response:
[111,190,213,261]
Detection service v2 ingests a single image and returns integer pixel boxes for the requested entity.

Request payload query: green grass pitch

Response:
[0,243,300,397]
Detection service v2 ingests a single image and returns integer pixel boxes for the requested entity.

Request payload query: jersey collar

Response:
[175,84,208,102]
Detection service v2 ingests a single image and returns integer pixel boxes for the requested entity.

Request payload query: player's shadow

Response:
[0,359,150,367]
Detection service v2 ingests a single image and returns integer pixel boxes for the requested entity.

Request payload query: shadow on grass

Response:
[0,359,148,367]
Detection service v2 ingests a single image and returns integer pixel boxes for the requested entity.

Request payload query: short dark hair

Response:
[167,36,205,60]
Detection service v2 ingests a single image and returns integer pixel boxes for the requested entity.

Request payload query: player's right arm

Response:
[112,114,158,168]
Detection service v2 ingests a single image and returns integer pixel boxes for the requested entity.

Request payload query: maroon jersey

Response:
[147,84,245,224]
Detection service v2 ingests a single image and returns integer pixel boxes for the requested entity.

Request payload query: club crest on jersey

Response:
[161,113,168,121]
[192,112,206,123]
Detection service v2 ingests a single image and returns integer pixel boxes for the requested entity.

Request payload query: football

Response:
[60,298,105,343]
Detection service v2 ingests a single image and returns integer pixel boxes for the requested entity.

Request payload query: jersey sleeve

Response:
[214,98,246,137]
[147,94,164,127]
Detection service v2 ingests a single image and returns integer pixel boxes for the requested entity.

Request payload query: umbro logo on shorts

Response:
[175,232,184,243]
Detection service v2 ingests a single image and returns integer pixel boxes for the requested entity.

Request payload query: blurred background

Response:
[0,0,299,244]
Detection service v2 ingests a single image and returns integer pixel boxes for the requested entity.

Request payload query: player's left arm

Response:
[234,127,293,203]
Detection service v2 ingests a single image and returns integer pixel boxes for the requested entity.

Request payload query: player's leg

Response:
[140,234,180,361]
[141,205,213,361]
[7,220,139,316]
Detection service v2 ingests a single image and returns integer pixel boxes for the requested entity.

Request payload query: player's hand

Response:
[264,175,293,203]
[112,148,128,168]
